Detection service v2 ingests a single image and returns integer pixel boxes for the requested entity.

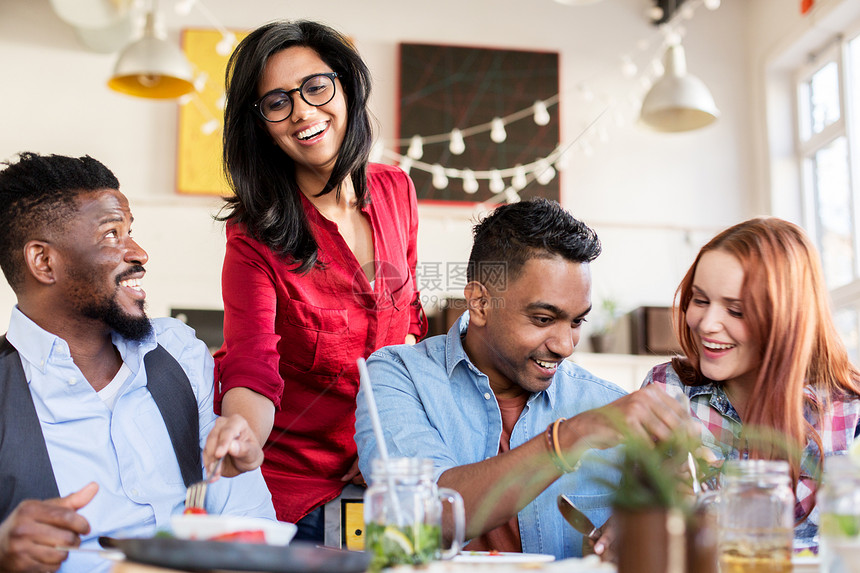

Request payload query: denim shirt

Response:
[355,312,627,559]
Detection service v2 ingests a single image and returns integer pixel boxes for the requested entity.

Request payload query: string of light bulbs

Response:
[367,0,721,200]
[172,0,721,201]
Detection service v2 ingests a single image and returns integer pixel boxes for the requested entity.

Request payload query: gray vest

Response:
[0,335,202,521]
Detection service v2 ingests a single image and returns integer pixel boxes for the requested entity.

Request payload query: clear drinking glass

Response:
[363,457,465,570]
[716,460,794,573]
[819,455,860,573]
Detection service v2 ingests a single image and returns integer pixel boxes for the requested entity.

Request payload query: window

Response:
[795,27,860,355]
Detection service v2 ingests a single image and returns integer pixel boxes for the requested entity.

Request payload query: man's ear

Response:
[23,240,57,286]
[464,281,490,327]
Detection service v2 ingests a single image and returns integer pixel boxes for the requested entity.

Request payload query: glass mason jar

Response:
[363,457,465,570]
[819,455,860,573]
[716,459,794,573]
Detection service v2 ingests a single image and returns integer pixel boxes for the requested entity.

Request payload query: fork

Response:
[185,456,225,512]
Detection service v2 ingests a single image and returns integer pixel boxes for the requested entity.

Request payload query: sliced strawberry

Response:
[209,530,267,544]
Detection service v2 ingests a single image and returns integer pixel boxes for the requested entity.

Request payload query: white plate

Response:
[170,514,297,545]
[453,551,556,563]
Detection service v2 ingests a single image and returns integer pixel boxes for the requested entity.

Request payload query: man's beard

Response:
[68,264,153,342]
[81,295,153,341]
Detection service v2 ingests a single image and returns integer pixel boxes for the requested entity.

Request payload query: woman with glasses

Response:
[213,20,426,542]
[641,217,860,550]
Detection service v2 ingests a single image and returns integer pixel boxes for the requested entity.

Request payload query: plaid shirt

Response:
[643,361,860,551]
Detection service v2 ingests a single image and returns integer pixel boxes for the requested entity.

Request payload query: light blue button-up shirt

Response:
[6,307,275,573]
[355,312,626,559]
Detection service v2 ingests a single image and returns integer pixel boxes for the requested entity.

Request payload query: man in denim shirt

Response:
[355,198,689,560]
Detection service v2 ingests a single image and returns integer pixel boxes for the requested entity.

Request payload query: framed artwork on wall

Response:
[176,28,247,196]
[398,43,560,205]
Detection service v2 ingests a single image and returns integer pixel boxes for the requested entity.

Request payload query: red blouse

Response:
[214,163,426,523]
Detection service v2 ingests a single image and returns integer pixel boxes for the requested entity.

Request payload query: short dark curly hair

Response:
[468,198,601,289]
[0,152,119,290]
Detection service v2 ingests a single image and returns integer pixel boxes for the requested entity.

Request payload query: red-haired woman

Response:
[642,217,860,550]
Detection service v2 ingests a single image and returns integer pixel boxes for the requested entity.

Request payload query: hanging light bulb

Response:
[201,118,219,135]
[554,149,570,172]
[512,165,528,190]
[704,0,721,10]
[215,92,226,110]
[532,101,551,126]
[535,159,556,185]
[174,0,196,15]
[216,32,236,56]
[489,170,505,193]
[398,157,413,175]
[193,71,208,93]
[581,140,595,157]
[108,7,195,99]
[406,135,424,160]
[449,128,466,155]
[490,118,507,143]
[640,43,720,132]
[621,56,638,78]
[462,169,479,194]
[432,164,448,190]
[504,188,521,204]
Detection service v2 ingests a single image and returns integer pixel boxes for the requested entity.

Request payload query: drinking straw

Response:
[358,357,390,460]
[357,357,405,526]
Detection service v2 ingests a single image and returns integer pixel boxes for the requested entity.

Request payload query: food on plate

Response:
[183,507,208,515]
[208,530,267,544]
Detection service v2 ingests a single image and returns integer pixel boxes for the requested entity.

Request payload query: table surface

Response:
[110,555,615,573]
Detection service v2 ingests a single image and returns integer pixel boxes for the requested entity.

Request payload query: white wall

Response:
[0,0,757,344]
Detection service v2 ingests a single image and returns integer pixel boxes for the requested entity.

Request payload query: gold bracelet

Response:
[552,418,582,473]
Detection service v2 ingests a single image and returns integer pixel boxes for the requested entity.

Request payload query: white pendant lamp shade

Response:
[640,44,719,133]
[108,10,194,99]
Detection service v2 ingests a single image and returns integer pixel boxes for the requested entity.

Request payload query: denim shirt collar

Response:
[443,311,557,409]
[686,381,742,424]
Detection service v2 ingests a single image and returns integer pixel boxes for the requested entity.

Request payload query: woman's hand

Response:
[203,414,265,478]
[404,334,417,345]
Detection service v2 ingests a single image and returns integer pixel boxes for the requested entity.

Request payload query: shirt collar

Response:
[6,306,70,374]
[6,306,158,376]
[444,311,472,377]
[443,310,556,407]
[684,379,742,422]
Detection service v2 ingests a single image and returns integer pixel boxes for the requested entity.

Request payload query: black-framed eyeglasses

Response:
[252,72,340,123]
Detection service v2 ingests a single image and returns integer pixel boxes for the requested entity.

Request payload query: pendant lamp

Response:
[640,43,719,132]
[107,7,194,99]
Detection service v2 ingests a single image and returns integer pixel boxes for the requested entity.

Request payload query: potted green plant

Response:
[602,426,719,573]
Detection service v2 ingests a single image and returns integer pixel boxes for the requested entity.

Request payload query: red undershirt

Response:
[464,392,529,553]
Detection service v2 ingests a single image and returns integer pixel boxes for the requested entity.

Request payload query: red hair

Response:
[673,218,860,489]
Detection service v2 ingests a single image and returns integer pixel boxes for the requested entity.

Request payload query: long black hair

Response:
[218,20,373,273]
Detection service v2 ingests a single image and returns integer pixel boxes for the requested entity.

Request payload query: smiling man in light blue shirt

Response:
[355,199,689,560]
[0,153,274,573]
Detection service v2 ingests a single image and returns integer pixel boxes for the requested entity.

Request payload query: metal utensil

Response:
[185,456,224,512]
[557,494,601,541]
